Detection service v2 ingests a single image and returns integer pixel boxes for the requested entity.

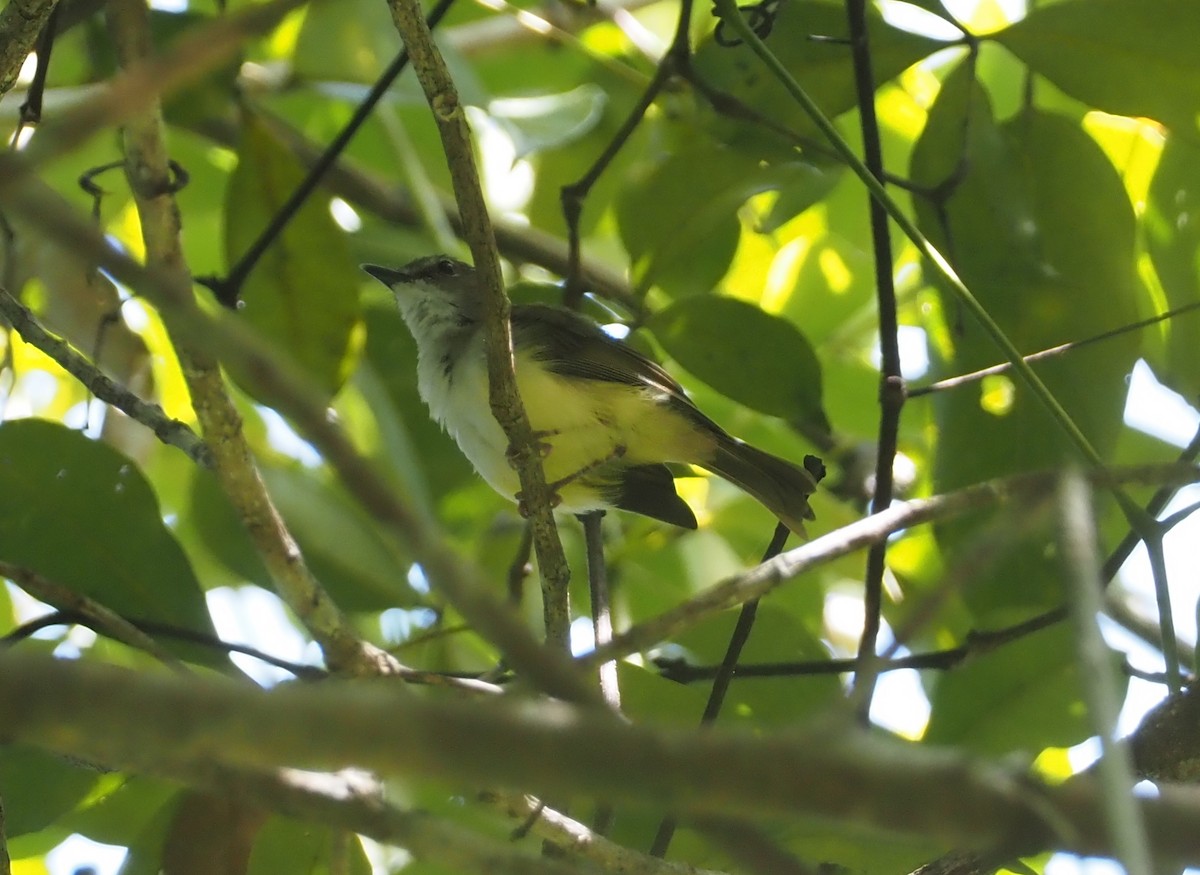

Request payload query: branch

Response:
[102,0,391,677]
[482,792,724,875]
[0,561,186,670]
[189,112,643,312]
[8,652,1200,862]
[0,285,211,467]
[0,0,57,98]
[384,0,572,648]
[0,153,601,704]
[584,463,1200,665]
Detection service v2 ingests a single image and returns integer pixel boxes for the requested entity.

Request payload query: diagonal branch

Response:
[102,0,393,677]
[0,285,211,466]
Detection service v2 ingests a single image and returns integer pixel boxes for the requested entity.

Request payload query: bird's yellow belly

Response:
[431,344,705,512]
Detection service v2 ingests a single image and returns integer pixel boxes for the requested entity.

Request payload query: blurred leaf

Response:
[248,816,372,875]
[0,420,218,665]
[262,465,419,610]
[487,85,608,159]
[649,295,829,434]
[188,460,418,611]
[0,746,97,837]
[994,0,1200,134]
[293,0,397,82]
[224,110,364,401]
[695,0,943,142]
[924,625,1114,754]
[62,777,179,847]
[1144,136,1200,398]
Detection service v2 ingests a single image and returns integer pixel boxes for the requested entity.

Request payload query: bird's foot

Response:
[515,445,627,517]
[505,429,559,468]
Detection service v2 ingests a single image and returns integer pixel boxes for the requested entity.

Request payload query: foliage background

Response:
[0,0,1198,872]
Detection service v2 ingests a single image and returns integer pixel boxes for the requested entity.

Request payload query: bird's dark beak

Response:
[361,264,410,286]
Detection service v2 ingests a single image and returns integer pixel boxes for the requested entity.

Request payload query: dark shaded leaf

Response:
[224,111,364,401]
[924,625,1116,754]
[911,62,1140,617]
[649,295,829,434]
[695,0,944,141]
[0,420,218,665]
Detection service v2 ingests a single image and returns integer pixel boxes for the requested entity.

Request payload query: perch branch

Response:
[384,0,572,649]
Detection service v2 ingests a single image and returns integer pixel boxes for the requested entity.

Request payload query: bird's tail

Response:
[706,435,821,536]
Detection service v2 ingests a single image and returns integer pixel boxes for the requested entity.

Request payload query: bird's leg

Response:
[516,445,628,517]
[505,429,559,467]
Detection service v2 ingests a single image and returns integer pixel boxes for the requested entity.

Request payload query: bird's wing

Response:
[512,304,720,430]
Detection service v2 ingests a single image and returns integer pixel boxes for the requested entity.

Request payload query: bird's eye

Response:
[436,258,456,276]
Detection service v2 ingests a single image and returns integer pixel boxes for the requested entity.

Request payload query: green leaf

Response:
[487,85,608,159]
[0,420,218,665]
[262,465,419,611]
[615,140,745,297]
[0,746,97,837]
[649,295,829,434]
[994,0,1200,134]
[911,62,1140,616]
[293,0,398,83]
[1144,135,1200,398]
[224,110,364,401]
[695,0,943,141]
[249,816,371,875]
[924,625,1113,754]
[187,460,419,612]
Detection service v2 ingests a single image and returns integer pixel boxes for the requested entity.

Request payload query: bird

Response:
[362,255,822,534]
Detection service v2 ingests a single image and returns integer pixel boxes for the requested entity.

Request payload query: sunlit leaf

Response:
[1144,136,1200,398]
[487,84,608,159]
[994,0,1200,134]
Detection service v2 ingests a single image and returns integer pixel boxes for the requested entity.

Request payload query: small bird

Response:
[362,256,821,533]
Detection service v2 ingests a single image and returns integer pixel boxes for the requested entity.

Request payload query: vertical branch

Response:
[841,0,902,721]
[384,0,572,650]
[104,0,390,676]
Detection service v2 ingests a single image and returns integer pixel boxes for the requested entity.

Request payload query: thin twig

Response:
[0,560,187,671]
[198,0,457,307]
[909,299,1200,398]
[842,0,902,722]
[650,523,789,857]
[0,285,211,466]
[583,463,1200,667]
